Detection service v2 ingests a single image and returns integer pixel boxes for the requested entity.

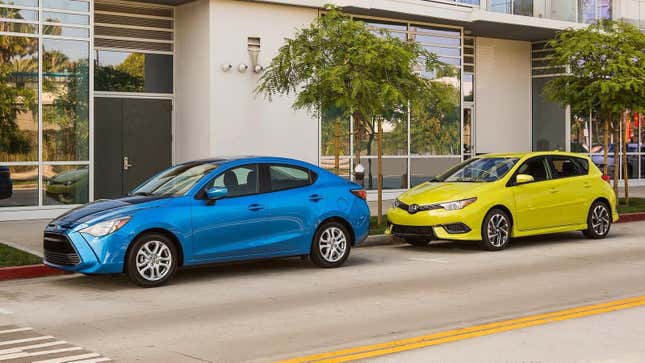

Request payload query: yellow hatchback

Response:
[386,152,618,250]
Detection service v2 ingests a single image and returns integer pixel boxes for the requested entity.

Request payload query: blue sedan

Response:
[44,157,370,287]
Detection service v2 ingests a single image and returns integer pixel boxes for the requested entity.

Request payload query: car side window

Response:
[209,164,259,197]
[269,165,311,192]
[572,157,589,174]
[515,157,549,182]
[550,156,583,179]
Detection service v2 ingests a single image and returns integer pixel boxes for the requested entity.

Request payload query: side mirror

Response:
[515,174,534,185]
[206,187,228,202]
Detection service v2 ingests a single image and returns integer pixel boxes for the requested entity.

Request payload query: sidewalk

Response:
[0,219,49,257]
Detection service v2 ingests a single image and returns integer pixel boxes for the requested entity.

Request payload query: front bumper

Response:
[386,205,483,241]
[43,225,128,274]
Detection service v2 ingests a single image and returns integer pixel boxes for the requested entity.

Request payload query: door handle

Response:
[584,182,592,188]
[309,194,324,202]
[123,156,133,171]
[549,188,558,194]
[248,204,264,212]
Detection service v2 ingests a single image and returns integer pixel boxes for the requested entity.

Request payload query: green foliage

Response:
[94,53,144,92]
[255,5,452,125]
[545,20,645,116]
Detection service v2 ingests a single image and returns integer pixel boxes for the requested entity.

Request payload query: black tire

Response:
[310,222,351,268]
[126,233,178,287]
[402,236,431,247]
[480,208,512,251]
[582,200,611,239]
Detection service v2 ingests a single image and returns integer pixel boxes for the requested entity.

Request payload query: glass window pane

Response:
[94,50,173,93]
[43,164,89,205]
[570,114,590,153]
[361,19,407,32]
[269,165,310,191]
[321,107,350,157]
[410,157,461,187]
[463,73,474,102]
[424,45,460,58]
[532,77,566,151]
[43,0,89,12]
[549,0,577,22]
[0,0,38,6]
[43,25,89,37]
[320,158,350,180]
[463,108,473,155]
[210,165,258,197]
[42,38,90,161]
[489,0,512,13]
[0,8,38,20]
[513,0,533,16]
[625,155,638,179]
[0,35,39,162]
[360,158,408,191]
[0,165,38,207]
[413,34,460,47]
[410,25,460,37]
[42,11,89,25]
[0,21,38,33]
[598,0,611,19]
[579,0,596,23]
[410,73,461,155]
[358,113,408,157]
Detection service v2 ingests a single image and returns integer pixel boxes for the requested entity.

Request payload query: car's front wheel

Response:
[480,208,511,251]
[583,201,611,239]
[126,233,178,287]
[310,222,351,268]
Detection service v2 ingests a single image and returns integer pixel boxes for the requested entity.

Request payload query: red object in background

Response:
[635,113,640,128]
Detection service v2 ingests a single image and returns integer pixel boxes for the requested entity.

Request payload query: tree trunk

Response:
[334,119,340,174]
[622,111,630,206]
[603,114,609,176]
[377,119,383,225]
[612,123,619,201]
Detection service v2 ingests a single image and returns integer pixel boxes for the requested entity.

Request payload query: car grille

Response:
[390,224,435,236]
[44,233,81,266]
[394,199,442,214]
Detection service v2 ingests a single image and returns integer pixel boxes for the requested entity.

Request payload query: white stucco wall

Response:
[175,0,212,162]
[474,37,532,154]
[209,0,319,163]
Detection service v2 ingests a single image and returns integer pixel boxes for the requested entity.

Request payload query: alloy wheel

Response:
[591,204,610,236]
[136,240,172,281]
[487,213,510,248]
[319,227,347,263]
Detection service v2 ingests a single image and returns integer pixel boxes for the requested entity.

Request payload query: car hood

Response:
[399,182,488,205]
[50,195,171,229]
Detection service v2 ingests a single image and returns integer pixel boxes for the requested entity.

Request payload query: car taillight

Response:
[601,174,610,183]
[351,189,367,201]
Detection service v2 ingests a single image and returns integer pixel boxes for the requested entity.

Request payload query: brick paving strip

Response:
[0,325,110,363]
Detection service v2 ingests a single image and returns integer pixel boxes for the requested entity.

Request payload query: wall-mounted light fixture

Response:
[238,63,248,73]
[220,63,232,72]
[248,36,263,73]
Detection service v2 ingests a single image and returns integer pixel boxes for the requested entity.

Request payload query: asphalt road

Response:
[1,222,645,362]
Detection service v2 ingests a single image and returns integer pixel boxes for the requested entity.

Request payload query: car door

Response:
[190,164,272,261]
[511,156,562,231]
[547,155,589,226]
[261,163,319,254]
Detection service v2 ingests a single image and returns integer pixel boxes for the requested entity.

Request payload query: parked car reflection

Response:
[0,166,12,200]
[45,165,89,204]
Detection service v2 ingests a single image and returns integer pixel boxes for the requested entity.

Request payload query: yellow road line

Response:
[279,295,645,363]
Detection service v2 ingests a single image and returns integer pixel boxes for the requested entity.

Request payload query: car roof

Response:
[478,151,590,159]
[177,156,318,167]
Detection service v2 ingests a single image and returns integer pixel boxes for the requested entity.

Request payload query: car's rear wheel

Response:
[402,236,431,247]
[480,208,511,251]
[310,222,351,268]
[126,233,178,287]
[583,201,611,239]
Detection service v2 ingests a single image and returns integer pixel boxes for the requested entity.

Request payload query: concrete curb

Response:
[615,212,645,223]
[0,264,65,282]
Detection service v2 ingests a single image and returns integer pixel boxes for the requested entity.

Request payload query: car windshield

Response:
[131,162,218,196]
[438,157,519,182]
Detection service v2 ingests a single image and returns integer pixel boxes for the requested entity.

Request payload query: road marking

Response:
[0,340,67,355]
[62,358,111,363]
[279,295,645,363]
[33,352,102,363]
[0,347,83,361]
[0,336,53,346]
[407,257,449,263]
[0,328,31,335]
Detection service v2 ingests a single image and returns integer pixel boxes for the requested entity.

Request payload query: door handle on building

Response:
[123,156,133,171]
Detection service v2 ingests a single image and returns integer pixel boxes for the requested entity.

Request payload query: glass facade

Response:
[320,18,464,191]
[0,0,90,208]
[488,0,612,22]
[94,50,173,93]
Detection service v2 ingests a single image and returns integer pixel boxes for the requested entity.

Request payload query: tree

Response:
[545,20,645,205]
[256,5,450,223]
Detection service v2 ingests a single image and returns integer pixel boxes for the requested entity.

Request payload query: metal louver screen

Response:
[94,0,174,53]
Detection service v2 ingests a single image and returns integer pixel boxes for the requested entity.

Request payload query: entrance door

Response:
[94,97,172,199]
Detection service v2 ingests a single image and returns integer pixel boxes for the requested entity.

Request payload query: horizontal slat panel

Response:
[95,13,172,29]
[95,1,172,17]
[95,37,172,52]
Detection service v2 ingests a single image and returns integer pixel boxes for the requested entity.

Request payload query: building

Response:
[0,0,644,220]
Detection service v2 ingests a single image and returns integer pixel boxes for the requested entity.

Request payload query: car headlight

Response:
[80,216,131,237]
[438,197,477,211]
[393,199,401,208]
